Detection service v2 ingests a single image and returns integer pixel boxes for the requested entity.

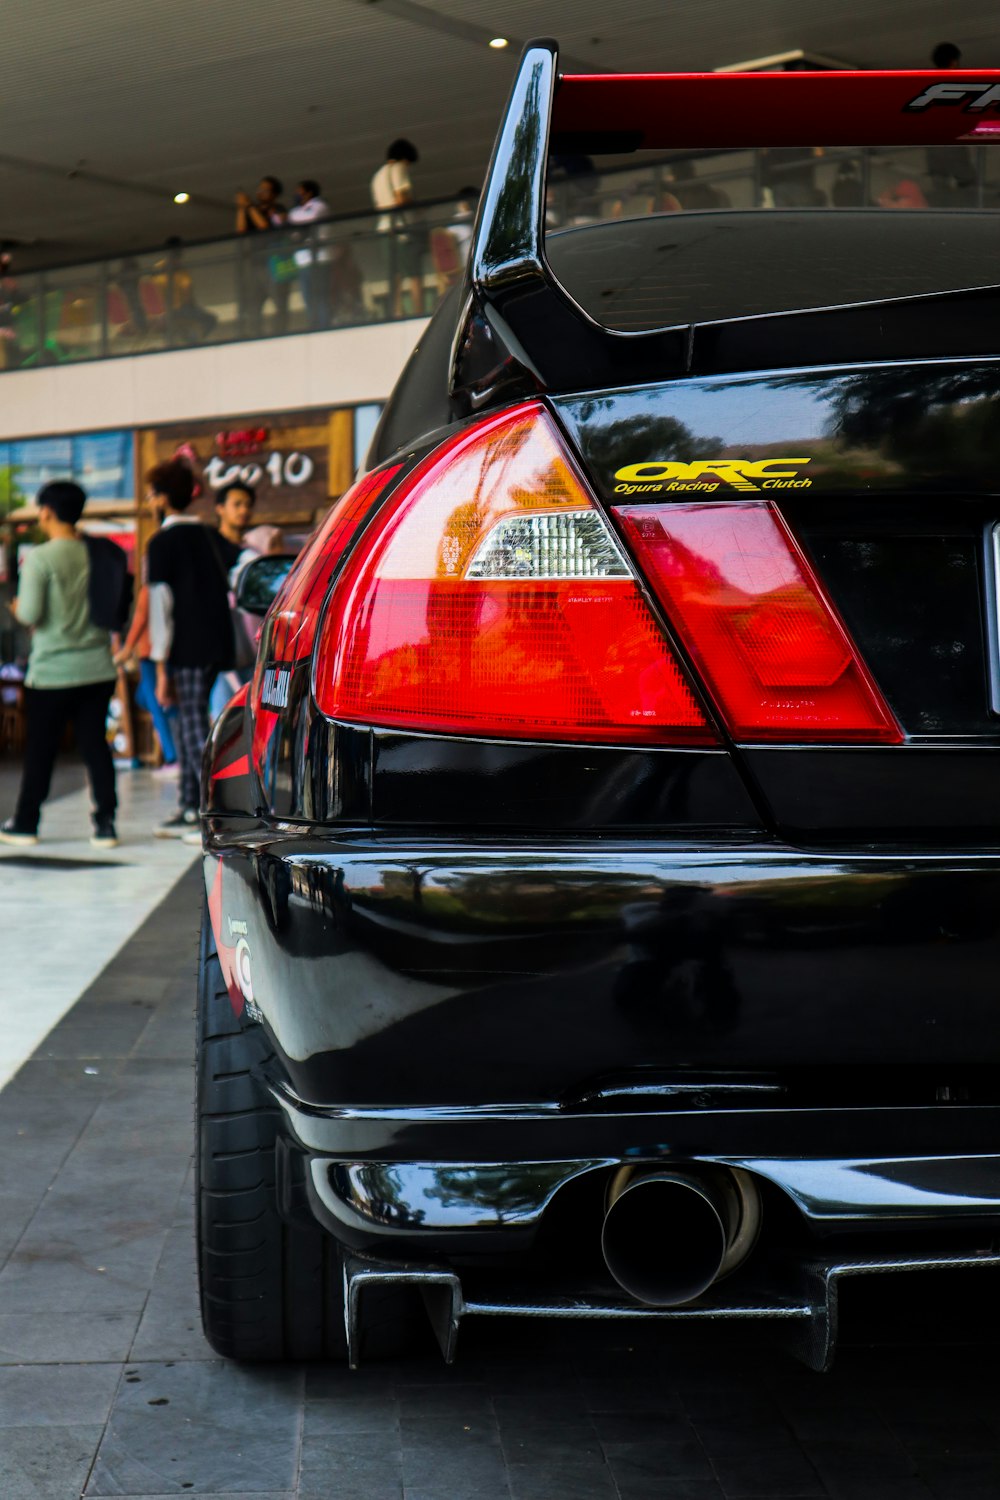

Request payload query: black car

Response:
[197,45,1000,1370]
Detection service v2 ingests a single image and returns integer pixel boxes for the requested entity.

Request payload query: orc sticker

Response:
[905,82,1000,113]
[613,458,812,496]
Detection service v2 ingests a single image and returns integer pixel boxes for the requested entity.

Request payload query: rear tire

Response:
[195,893,421,1361]
[195,896,344,1360]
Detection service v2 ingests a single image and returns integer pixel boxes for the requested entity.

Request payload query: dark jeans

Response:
[15,679,117,832]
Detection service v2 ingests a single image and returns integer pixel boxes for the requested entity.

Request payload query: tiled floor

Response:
[0,764,198,1089]
[1,813,1000,1496]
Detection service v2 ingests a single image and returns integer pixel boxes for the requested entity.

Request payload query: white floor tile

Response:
[0,770,199,1089]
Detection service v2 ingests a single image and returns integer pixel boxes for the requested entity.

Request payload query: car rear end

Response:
[201,46,1000,1368]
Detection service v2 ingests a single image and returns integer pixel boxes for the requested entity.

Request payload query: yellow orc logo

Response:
[613,458,812,495]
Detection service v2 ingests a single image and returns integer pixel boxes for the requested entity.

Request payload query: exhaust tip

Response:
[600,1166,760,1307]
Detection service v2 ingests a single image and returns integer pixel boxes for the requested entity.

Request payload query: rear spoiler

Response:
[449,41,1000,410]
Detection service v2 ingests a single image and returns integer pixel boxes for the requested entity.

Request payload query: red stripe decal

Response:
[212,754,250,782]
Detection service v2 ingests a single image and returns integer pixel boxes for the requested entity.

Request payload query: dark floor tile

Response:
[886,1417,998,1454]
[0,1423,104,1500]
[405,1490,510,1500]
[0,1364,120,1426]
[603,1440,716,1484]
[36,1004,155,1060]
[614,1481,724,1500]
[708,1445,826,1498]
[493,1390,592,1425]
[0,1225,170,1315]
[818,1480,934,1500]
[131,1005,197,1061]
[0,1190,41,1268]
[85,1361,302,1495]
[591,1409,695,1443]
[502,1433,605,1464]
[299,1428,403,1500]
[306,1392,401,1435]
[506,1457,617,1500]
[404,1447,509,1496]
[778,1406,895,1446]
[807,1436,920,1482]
[694,1416,797,1450]
[129,1224,214,1363]
[679,1385,784,1423]
[918,1449,1000,1500]
[0,1310,136,1364]
[398,1382,493,1420]
[72,973,174,1008]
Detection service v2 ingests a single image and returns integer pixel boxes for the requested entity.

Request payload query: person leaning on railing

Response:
[288,180,333,331]
[371,139,424,318]
[235,175,290,337]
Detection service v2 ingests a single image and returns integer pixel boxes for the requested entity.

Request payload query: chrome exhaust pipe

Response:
[600,1164,761,1307]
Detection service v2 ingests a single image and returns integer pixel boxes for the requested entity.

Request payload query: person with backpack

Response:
[0,480,129,849]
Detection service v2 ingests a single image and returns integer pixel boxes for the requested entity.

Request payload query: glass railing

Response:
[2,144,998,374]
[0,196,477,371]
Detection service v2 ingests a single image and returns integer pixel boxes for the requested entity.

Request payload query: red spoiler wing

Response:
[553,71,1000,148]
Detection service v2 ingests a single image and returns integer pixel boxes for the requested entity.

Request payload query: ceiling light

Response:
[173,191,190,204]
[489,37,508,49]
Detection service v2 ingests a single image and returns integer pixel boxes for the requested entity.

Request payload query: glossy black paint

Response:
[201,39,1000,1330]
[207,832,1000,1100]
[369,735,759,831]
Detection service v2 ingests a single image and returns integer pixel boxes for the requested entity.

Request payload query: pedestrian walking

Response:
[145,459,234,837]
[0,481,127,848]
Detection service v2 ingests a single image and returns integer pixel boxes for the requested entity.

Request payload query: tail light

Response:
[313,403,713,745]
[248,462,400,777]
[264,462,402,663]
[614,502,902,744]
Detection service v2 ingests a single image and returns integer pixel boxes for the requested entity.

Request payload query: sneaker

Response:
[152,761,180,778]
[154,808,199,839]
[90,820,119,850]
[182,829,203,847]
[0,819,38,848]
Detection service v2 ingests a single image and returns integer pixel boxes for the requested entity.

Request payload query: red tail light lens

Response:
[314,404,713,745]
[614,502,902,744]
[265,463,402,662]
[249,463,401,779]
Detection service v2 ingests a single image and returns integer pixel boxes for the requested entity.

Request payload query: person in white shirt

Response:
[288,180,332,330]
[370,139,424,318]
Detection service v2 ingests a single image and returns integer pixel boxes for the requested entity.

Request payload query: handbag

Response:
[268,251,299,283]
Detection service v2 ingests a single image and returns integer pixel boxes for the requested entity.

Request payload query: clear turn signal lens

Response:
[313,403,714,746]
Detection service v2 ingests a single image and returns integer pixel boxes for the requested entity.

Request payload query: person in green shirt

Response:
[0,481,119,848]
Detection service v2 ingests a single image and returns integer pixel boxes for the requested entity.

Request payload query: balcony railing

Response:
[1,144,998,374]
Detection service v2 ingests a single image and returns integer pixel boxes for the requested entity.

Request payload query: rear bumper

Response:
[273,1090,1000,1241]
[206,823,1000,1245]
[206,825,1000,1085]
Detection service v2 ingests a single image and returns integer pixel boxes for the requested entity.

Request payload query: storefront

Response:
[0,402,382,761]
[134,403,382,560]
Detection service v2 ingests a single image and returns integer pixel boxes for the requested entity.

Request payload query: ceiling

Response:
[6,0,1000,267]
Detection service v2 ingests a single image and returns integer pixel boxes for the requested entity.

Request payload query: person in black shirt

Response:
[146,459,234,836]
